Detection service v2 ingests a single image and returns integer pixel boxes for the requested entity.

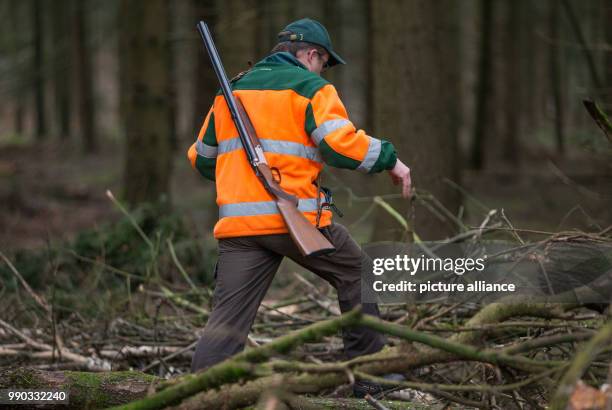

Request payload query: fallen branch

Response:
[354,367,560,394]
[109,309,363,410]
[0,367,157,409]
[0,318,110,372]
[359,315,563,372]
[1,251,51,313]
[549,320,612,410]
[170,302,577,409]
[583,98,612,143]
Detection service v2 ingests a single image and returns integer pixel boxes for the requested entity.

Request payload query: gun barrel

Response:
[196,21,256,165]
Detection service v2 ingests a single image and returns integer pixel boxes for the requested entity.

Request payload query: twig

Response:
[166,239,198,292]
[292,272,340,316]
[0,251,51,313]
[158,286,208,317]
[412,303,461,330]
[503,331,594,355]
[141,341,197,372]
[359,315,562,371]
[354,367,560,393]
[443,178,490,213]
[69,250,145,279]
[547,161,605,200]
[373,196,420,243]
[0,318,51,351]
[422,317,595,331]
[306,294,340,316]
[106,190,154,251]
[364,394,390,410]
[0,318,109,371]
[500,209,525,245]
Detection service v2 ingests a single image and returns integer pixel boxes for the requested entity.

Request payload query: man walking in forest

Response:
[187,18,411,396]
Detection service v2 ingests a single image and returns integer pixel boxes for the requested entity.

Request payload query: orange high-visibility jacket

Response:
[188,52,397,239]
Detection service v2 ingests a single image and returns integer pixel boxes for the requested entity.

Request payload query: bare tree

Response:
[8,1,25,135]
[192,0,218,129]
[471,0,494,170]
[501,1,522,163]
[51,0,71,139]
[370,0,461,241]
[32,0,46,139]
[119,0,173,205]
[549,0,565,155]
[72,0,96,152]
[216,0,258,79]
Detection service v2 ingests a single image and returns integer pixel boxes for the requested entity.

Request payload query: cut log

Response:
[0,368,157,409]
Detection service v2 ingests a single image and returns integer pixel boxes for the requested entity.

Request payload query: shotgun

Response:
[196,21,335,257]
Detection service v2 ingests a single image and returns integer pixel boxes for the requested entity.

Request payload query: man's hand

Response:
[389,159,412,198]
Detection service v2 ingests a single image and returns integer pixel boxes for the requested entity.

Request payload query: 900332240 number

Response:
[0,389,69,404]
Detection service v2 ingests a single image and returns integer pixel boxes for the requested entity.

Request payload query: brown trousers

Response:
[191,223,385,371]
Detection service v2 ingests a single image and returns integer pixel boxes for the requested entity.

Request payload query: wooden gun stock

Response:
[276,195,336,257]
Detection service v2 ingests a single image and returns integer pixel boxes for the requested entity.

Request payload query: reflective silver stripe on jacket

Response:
[196,140,218,158]
[218,137,243,154]
[219,198,320,218]
[357,137,382,173]
[217,137,321,162]
[311,119,351,145]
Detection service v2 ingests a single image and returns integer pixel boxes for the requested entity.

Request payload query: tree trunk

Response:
[470,0,493,170]
[119,0,174,205]
[192,0,219,128]
[0,368,156,409]
[9,1,25,135]
[32,0,46,139]
[521,0,537,133]
[604,0,612,109]
[254,0,293,59]
[501,1,521,164]
[550,0,565,155]
[370,0,461,241]
[72,0,96,153]
[52,0,71,140]
[216,0,258,79]
[335,0,369,129]
[190,0,221,233]
[561,0,602,92]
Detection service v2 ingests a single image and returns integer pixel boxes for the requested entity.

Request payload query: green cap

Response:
[278,18,346,67]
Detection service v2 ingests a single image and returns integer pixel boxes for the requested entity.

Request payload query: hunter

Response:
[187,18,411,396]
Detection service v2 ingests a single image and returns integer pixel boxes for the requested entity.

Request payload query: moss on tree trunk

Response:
[0,368,158,409]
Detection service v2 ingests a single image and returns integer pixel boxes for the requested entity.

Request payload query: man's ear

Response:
[296,49,310,61]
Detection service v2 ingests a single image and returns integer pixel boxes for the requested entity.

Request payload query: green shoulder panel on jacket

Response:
[231,65,329,99]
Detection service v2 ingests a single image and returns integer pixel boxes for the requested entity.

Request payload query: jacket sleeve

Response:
[187,107,217,181]
[306,84,397,173]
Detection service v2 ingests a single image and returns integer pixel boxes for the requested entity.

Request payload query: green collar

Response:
[254,52,307,70]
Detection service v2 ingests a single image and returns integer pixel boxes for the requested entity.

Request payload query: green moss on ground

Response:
[63,370,158,409]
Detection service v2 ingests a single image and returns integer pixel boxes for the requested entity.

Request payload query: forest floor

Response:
[0,138,611,409]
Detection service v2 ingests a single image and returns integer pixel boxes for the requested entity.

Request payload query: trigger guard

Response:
[271,167,281,184]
